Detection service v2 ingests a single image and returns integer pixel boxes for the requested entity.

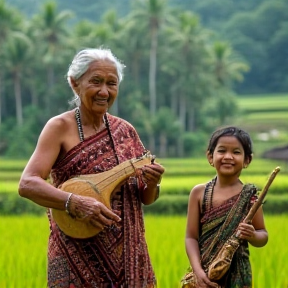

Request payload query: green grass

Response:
[245,111,288,121]
[0,159,28,171]
[0,171,22,181]
[235,93,288,135]
[0,181,19,193]
[238,93,288,111]
[0,215,288,288]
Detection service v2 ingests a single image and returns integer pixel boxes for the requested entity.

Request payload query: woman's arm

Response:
[18,115,72,209]
[139,162,165,205]
[19,114,121,229]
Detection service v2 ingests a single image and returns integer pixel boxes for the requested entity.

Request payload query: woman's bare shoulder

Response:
[40,110,76,136]
[46,110,75,128]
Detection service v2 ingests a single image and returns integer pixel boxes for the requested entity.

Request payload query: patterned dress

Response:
[47,113,156,288]
[199,178,258,288]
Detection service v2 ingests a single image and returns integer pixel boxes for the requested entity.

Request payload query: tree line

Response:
[0,0,286,158]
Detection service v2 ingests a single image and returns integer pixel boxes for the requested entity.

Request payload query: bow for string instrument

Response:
[52,152,155,239]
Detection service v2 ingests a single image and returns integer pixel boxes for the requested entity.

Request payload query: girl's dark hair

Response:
[207,126,253,162]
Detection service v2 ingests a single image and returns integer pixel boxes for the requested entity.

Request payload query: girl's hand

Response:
[237,222,255,240]
[194,269,220,288]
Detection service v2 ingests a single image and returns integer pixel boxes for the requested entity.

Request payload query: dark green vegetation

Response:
[0,0,288,159]
[6,0,288,94]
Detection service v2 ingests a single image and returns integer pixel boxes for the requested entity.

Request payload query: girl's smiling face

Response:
[208,136,250,176]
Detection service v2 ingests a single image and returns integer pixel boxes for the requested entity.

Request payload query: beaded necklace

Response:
[74,107,120,165]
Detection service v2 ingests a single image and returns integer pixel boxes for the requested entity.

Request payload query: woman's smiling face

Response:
[73,59,119,114]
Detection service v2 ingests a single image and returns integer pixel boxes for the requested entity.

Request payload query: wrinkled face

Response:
[72,59,119,114]
[207,136,249,176]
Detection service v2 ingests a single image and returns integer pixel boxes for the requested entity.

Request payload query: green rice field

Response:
[0,214,287,288]
[237,94,288,111]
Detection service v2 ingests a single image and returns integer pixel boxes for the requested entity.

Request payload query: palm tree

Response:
[3,32,33,126]
[205,41,249,126]
[151,107,181,157]
[210,41,250,88]
[126,0,167,152]
[30,1,73,115]
[129,0,167,116]
[0,1,22,125]
[161,11,213,132]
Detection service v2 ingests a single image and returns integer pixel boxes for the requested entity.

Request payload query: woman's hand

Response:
[139,162,165,204]
[141,163,165,187]
[68,194,121,230]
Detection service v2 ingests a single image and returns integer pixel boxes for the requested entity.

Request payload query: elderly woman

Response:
[19,48,164,288]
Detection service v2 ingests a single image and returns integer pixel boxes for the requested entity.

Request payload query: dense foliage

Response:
[0,0,287,158]
[7,0,288,94]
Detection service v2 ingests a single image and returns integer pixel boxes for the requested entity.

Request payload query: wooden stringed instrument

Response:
[52,152,155,239]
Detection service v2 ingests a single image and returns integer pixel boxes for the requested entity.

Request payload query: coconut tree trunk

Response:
[179,93,186,131]
[46,65,55,115]
[149,27,157,116]
[159,132,167,158]
[188,106,196,132]
[14,70,23,126]
[0,72,2,125]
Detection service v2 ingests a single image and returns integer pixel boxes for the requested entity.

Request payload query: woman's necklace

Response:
[75,108,84,142]
[75,107,120,165]
[75,108,104,137]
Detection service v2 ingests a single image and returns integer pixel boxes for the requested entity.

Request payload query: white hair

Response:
[67,48,125,106]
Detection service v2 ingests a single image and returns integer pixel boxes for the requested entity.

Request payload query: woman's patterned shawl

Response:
[47,113,156,288]
[199,178,258,288]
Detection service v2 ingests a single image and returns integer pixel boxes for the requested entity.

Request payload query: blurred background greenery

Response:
[0,0,287,159]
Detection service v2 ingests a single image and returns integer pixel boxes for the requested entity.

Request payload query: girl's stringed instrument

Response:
[52,152,155,239]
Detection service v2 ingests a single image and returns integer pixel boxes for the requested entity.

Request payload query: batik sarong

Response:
[199,177,258,288]
[47,114,156,288]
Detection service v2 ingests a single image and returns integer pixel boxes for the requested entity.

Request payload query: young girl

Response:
[185,126,268,288]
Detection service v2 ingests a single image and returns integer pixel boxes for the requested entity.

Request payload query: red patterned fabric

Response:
[48,114,156,288]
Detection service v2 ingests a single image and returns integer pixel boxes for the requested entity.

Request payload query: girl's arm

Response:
[185,184,219,288]
[238,206,268,247]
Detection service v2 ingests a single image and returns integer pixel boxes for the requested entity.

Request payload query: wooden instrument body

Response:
[52,153,154,239]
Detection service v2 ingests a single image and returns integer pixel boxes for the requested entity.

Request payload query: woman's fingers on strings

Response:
[142,165,162,184]
[100,204,121,222]
[89,213,115,229]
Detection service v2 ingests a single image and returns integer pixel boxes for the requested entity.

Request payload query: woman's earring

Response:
[75,95,81,107]
[210,162,214,167]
